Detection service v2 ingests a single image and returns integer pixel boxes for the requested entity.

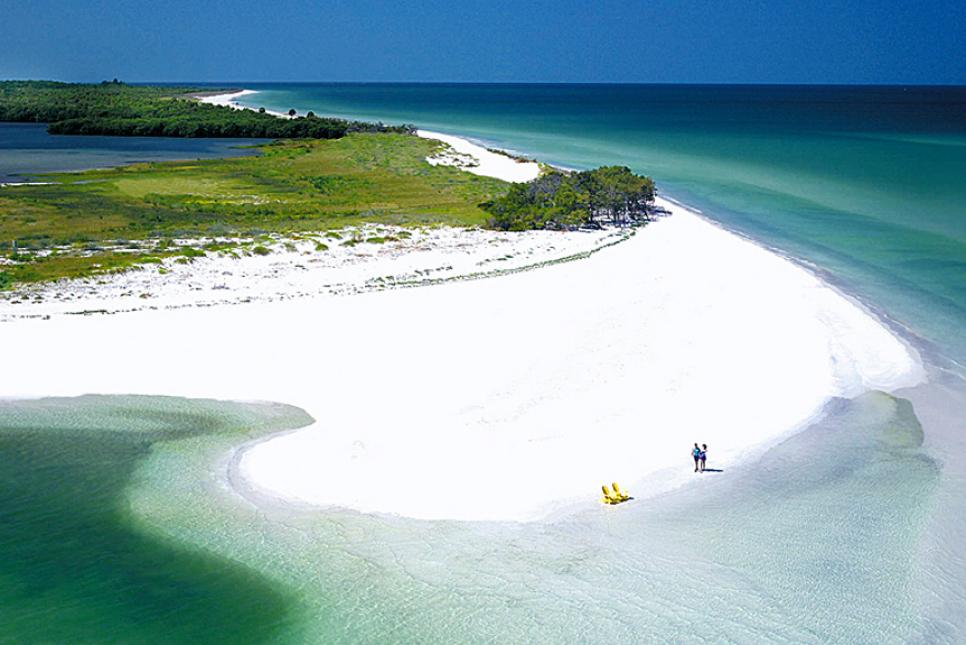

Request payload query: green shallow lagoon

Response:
[0,396,312,643]
[0,392,945,642]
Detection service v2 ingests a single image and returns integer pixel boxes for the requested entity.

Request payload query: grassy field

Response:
[0,133,508,286]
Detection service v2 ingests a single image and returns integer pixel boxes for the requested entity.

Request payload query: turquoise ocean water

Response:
[2,84,966,641]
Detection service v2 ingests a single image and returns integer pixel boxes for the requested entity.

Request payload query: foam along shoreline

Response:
[0,114,925,522]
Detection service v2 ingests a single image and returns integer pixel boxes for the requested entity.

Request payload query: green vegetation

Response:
[0,81,413,138]
[482,166,656,231]
[0,134,507,286]
[0,81,663,290]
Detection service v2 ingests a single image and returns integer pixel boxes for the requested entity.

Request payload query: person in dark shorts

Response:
[699,444,708,472]
[692,443,701,472]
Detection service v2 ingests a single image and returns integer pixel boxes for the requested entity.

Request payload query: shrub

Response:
[482,166,656,231]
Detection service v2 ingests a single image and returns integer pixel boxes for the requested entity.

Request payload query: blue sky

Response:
[2,0,964,83]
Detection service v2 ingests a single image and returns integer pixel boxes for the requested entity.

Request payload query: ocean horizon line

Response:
[9,79,964,89]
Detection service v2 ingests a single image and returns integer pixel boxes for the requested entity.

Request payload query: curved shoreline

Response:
[197,88,941,371]
[197,89,937,365]
[217,89,925,519]
[1,89,927,522]
[233,198,923,521]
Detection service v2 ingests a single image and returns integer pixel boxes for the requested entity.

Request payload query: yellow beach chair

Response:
[600,484,621,505]
[611,482,630,502]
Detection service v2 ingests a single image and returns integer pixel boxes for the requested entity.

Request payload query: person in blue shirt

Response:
[692,443,701,472]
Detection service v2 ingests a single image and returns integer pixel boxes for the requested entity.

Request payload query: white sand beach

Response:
[418,130,541,183]
[198,89,292,118]
[197,89,260,109]
[0,118,925,522]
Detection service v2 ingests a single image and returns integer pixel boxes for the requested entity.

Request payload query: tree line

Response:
[0,81,413,139]
[482,166,656,231]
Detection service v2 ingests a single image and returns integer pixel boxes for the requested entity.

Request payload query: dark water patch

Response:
[0,395,310,643]
[0,123,268,182]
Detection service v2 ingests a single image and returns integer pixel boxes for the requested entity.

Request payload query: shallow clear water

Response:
[0,396,312,643]
[0,392,943,642]
[0,122,267,182]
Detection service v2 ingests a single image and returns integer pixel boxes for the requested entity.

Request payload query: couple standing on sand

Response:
[692,443,708,472]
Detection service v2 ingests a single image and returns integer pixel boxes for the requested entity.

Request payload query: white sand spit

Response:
[198,90,292,118]
[0,196,923,521]
[197,89,540,182]
[418,130,542,183]
[233,198,923,521]
[197,89,259,109]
